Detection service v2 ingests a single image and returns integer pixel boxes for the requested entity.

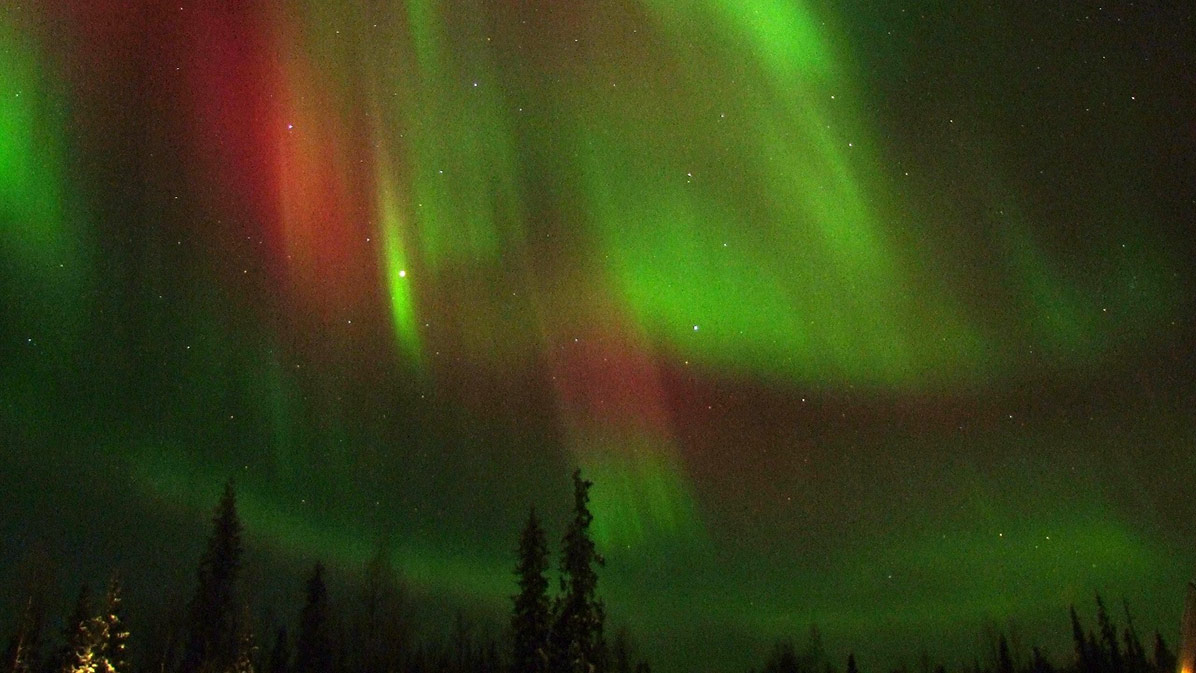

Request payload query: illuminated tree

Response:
[512,507,550,673]
[231,607,256,673]
[61,586,95,673]
[100,576,129,673]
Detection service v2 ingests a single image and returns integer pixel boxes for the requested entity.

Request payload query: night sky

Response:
[2,2,1194,672]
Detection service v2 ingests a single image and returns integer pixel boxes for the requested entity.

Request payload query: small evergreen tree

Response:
[997,635,1015,673]
[610,631,631,673]
[293,564,332,673]
[1030,647,1055,673]
[512,508,551,673]
[549,471,606,673]
[182,480,244,673]
[763,641,799,673]
[266,628,288,673]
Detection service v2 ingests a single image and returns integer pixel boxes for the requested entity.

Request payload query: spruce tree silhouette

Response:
[1073,606,1095,673]
[512,507,551,673]
[550,470,606,673]
[266,627,289,673]
[182,480,243,673]
[294,563,333,673]
[997,634,1014,673]
[1151,633,1175,673]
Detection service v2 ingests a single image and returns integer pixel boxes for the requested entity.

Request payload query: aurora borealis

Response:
[1,1,1194,671]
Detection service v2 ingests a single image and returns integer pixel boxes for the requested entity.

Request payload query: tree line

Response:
[0,472,1183,673]
[1,470,646,673]
[750,598,1178,673]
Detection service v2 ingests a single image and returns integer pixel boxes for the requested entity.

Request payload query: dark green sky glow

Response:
[1,3,1194,671]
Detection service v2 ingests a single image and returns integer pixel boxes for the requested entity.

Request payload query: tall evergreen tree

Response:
[549,471,606,673]
[512,508,551,673]
[1097,594,1124,673]
[356,542,407,673]
[1151,633,1175,673]
[1073,606,1094,673]
[99,576,129,673]
[230,608,256,673]
[4,595,44,673]
[1122,602,1148,673]
[182,480,244,673]
[265,628,288,673]
[293,564,332,673]
[60,587,94,673]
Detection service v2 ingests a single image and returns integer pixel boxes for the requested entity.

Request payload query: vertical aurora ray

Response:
[399,0,525,269]
[565,0,983,388]
[0,12,64,259]
[373,137,422,365]
[0,6,90,369]
[546,320,704,548]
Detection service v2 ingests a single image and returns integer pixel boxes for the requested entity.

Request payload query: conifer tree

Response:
[1122,601,1148,673]
[61,586,95,673]
[512,508,551,673]
[4,595,44,673]
[1030,647,1055,673]
[763,641,798,673]
[231,607,256,673]
[610,631,631,673]
[1072,606,1094,673]
[549,470,606,673]
[182,480,244,673]
[266,628,288,673]
[997,635,1014,673]
[1150,633,1175,673]
[357,542,407,673]
[99,576,129,673]
[1097,594,1124,673]
[293,564,332,673]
